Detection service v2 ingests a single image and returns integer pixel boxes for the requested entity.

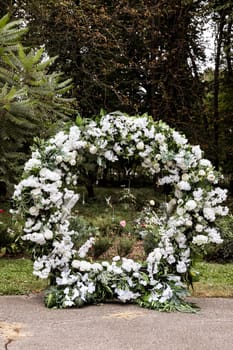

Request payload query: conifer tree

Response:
[0,14,75,196]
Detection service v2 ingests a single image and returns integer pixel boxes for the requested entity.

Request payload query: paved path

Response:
[0,294,232,350]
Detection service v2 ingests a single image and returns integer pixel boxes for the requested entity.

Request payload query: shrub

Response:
[0,210,25,255]
[117,236,135,256]
[205,215,233,263]
[93,237,112,259]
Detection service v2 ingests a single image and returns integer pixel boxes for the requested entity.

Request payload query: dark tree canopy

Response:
[7,1,205,133]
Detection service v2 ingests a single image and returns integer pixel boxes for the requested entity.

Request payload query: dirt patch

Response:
[0,321,28,349]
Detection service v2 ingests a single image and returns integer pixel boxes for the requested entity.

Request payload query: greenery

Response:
[0,1,232,190]
[205,215,233,263]
[0,258,47,295]
[0,258,232,298]
[192,261,233,297]
[0,14,76,197]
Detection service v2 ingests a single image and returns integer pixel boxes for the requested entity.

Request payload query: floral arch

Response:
[13,112,228,311]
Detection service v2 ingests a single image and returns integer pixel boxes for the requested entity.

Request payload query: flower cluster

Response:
[12,112,228,311]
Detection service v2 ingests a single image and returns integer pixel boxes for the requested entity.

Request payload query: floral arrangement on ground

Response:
[12,111,228,312]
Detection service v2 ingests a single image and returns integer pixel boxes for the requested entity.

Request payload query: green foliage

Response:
[93,237,112,259]
[117,236,135,257]
[69,215,99,249]
[205,215,233,263]
[0,209,26,255]
[10,1,204,127]
[0,14,76,196]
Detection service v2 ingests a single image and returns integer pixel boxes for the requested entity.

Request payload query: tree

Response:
[8,1,205,137]
[0,14,76,197]
[203,1,233,179]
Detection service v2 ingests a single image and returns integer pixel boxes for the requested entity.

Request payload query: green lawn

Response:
[192,261,233,297]
[0,257,232,297]
[0,258,47,295]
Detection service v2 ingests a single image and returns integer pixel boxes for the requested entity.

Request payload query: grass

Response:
[0,257,233,297]
[0,258,47,295]
[191,261,233,297]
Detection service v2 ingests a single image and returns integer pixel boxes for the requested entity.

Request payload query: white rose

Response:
[198,169,206,177]
[177,181,191,191]
[177,207,185,216]
[29,206,39,217]
[203,207,216,222]
[199,159,211,167]
[207,172,215,182]
[136,141,144,150]
[44,229,53,240]
[195,224,204,232]
[70,159,76,166]
[55,155,63,164]
[185,219,193,227]
[89,145,97,154]
[185,200,197,211]
[71,260,80,269]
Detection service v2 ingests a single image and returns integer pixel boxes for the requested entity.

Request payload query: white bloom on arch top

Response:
[12,111,228,311]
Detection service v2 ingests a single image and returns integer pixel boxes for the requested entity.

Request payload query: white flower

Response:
[185,200,197,211]
[40,168,61,182]
[192,145,202,160]
[172,131,187,145]
[55,155,63,164]
[149,200,155,206]
[115,289,140,303]
[177,207,185,216]
[24,158,41,172]
[78,237,95,258]
[182,173,189,181]
[176,261,187,273]
[112,255,121,262]
[198,169,206,177]
[192,235,208,245]
[177,181,191,191]
[203,207,216,222]
[199,159,211,168]
[44,229,53,240]
[160,286,173,303]
[185,219,193,227]
[89,145,98,154]
[193,188,203,201]
[104,150,117,162]
[206,228,223,244]
[207,172,215,182]
[195,224,204,232]
[154,133,165,144]
[136,141,144,150]
[31,188,41,197]
[71,260,80,269]
[29,206,39,217]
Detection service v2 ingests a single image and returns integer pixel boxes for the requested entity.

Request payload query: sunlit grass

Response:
[0,258,47,295]
[192,262,233,297]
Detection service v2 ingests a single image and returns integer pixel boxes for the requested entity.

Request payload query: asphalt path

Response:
[0,294,232,350]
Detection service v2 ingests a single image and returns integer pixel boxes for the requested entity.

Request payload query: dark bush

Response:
[205,215,233,263]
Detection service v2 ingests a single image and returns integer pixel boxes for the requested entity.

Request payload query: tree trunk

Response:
[213,13,225,169]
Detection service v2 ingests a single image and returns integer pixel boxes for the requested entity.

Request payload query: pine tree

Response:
[0,14,76,196]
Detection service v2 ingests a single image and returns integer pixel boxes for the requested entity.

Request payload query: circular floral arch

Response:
[13,112,228,311]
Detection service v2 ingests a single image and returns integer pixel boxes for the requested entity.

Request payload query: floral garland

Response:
[12,112,228,311]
